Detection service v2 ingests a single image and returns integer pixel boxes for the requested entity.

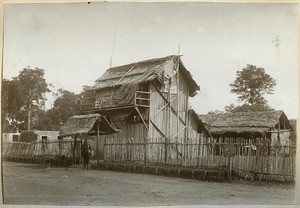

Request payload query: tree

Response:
[1,79,24,132]
[17,67,50,130]
[2,67,51,131]
[208,110,224,114]
[78,85,95,110]
[225,103,273,113]
[230,65,276,107]
[43,89,81,130]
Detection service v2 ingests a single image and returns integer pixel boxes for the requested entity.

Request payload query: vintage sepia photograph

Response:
[1,1,298,206]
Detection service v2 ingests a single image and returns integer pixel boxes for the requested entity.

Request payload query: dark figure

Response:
[81,139,91,170]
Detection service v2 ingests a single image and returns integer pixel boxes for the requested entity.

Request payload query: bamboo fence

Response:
[2,140,76,161]
[2,138,296,181]
[103,137,295,181]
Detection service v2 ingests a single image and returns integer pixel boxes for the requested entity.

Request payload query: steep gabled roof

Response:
[59,114,119,137]
[91,55,200,97]
[199,110,292,135]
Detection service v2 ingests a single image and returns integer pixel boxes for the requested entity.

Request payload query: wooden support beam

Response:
[114,66,134,86]
[153,83,187,107]
[166,78,172,164]
[176,68,180,163]
[102,109,119,129]
[184,88,189,167]
[153,84,168,103]
[150,85,186,126]
[149,119,183,158]
[151,102,169,118]
[134,107,149,131]
[97,120,100,166]
[170,125,187,140]
[150,120,167,138]
[170,107,186,126]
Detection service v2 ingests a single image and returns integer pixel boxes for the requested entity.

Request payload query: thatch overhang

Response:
[188,109,210,134]
[59,114,119,137]
[91,55,200,97]
[199,110,292,136]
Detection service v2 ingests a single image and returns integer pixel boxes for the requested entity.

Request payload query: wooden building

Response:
[199,110,295,181]
[199,110,292,146]
[2,132,20,142]
[3,130,59,143]
[82,55,204,165]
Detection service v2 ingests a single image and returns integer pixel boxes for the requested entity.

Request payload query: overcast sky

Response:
[3,2,298,119]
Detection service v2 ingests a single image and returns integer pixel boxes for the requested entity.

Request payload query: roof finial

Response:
[110,27,117,68]
[178,44,181,56]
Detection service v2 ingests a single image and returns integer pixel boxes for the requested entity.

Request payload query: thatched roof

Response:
[59,114,119,137]
[188,109,210,134]
[91,55,200,97]
[199,110,292,135]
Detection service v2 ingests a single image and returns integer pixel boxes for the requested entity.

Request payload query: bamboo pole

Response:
[97,119,100,166]
[176,64,180,164]
[197,134,201,166]
[165,78,172,164]
[184,88,189,167]
[134,107,149,131]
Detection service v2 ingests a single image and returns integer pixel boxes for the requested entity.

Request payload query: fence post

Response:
[144,137,147,164]
[228,156,232,182]
[73,136,77,164]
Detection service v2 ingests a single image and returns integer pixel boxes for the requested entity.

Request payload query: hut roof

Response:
[188,108,210,134]
[91,55,200,97]
[199,110,292,135]
[59,114,119,137]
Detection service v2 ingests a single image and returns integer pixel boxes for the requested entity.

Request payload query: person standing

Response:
[81,139,91,170]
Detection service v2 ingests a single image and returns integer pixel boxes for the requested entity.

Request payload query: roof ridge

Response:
[108,55,179,70]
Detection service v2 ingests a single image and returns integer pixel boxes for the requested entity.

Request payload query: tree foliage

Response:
[18,67,50,108]
[2,79,25,132]
[225,103,273,113]
[2,67,50,131]
[1,79,24,131]
[2,67,94,131]
[38,89,82,130]
[230,65,276,106]
[208,110,224,114]
[53,89,81,122]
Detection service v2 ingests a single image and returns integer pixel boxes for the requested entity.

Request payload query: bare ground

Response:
[2,161,295,206]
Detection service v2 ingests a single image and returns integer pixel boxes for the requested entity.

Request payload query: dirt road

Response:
[2,161,295,206]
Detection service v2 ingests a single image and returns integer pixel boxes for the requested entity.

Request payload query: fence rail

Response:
[104,139,296,181]
[81,91,150,111]
[2,140,79,161]
[2,139,296,182]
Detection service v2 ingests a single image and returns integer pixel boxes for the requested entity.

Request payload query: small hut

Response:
[199,110,292,146]
[59,114,119,164]
[199,110,295,181]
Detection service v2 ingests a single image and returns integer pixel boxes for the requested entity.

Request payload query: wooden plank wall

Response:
[103,123,148,163]
[148,70,189,164]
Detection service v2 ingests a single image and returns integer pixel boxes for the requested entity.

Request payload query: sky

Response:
[2,2,298,119]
